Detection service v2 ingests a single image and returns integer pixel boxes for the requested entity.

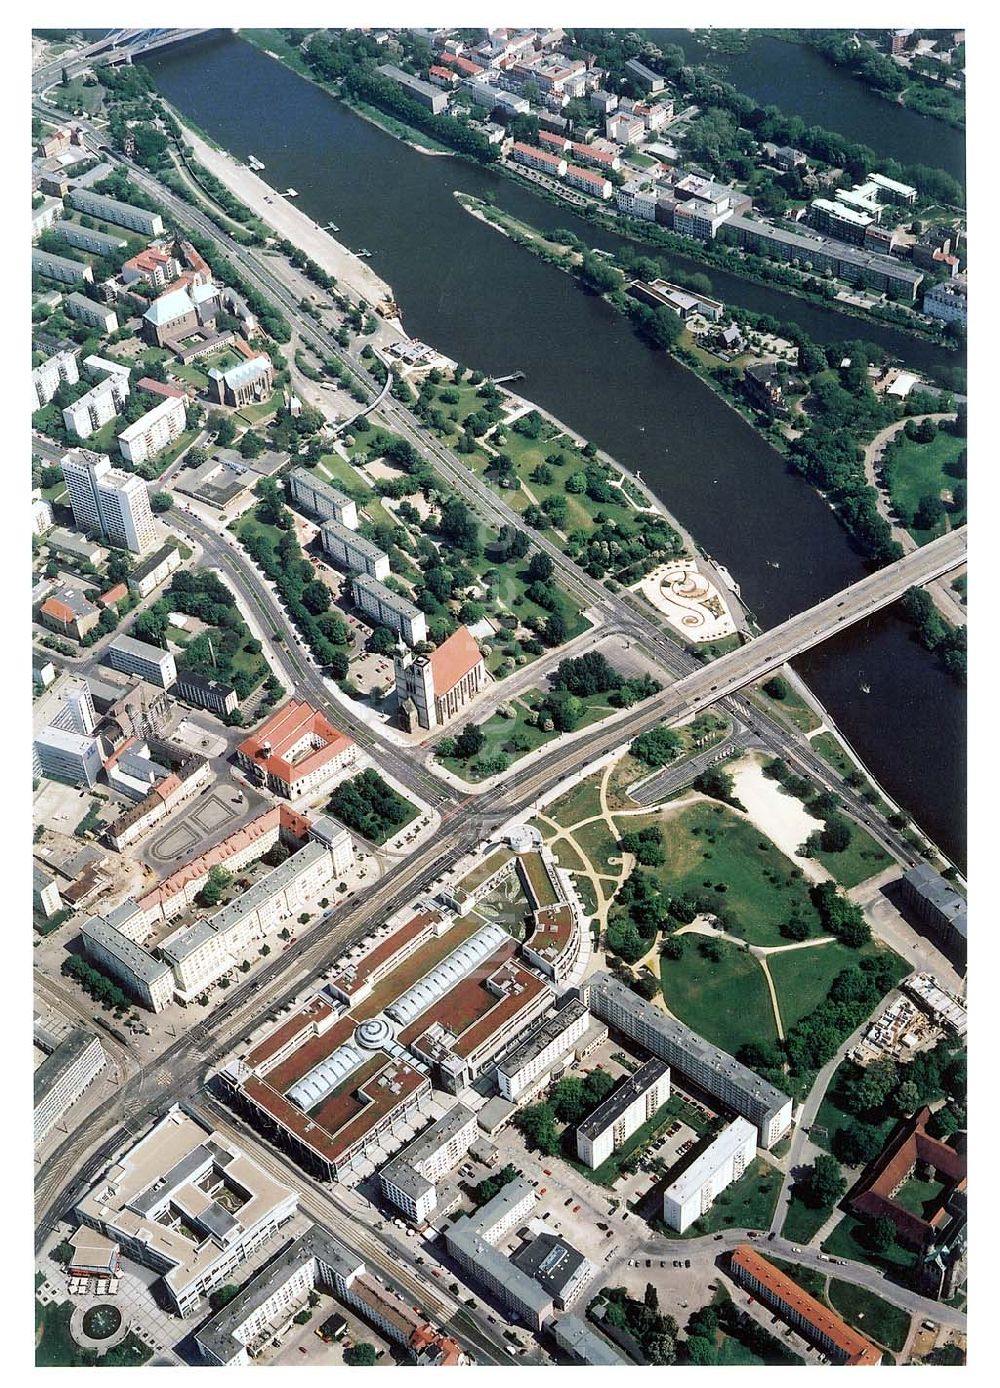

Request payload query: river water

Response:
[648,29,965,188]
[145,33,965,866]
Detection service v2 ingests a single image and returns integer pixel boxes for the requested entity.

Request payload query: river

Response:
[145,33,965,866]
[647,29,966,188]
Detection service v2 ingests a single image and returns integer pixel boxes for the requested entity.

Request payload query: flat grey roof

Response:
[290,467,354,513]
[196,1226,362,1363]
[108,633,172,663]
[82,914,171,986]
[383,1103,475,1179]
[904,865,967,937]
[577,1056,669,1139]
[352,572,422,619]
[498,999,589,1076]
[162,840,329,964]
[34,1027,103,1109]
[321,519,387,564]
[511,1232,589,1296]
[553,1312,628,1365]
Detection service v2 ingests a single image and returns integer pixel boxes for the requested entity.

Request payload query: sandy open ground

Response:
[178,120,396,306]
[729,752,832,884]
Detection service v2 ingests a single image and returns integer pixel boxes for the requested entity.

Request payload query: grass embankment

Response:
[767,940,908,1033]
[636,801,823,948]
[660,941,777,1054]
[821,1214,917,1285]
[883,427,966,544]
[826,1279,911,1353]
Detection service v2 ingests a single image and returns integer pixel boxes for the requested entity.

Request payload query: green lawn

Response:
[35,1299,151,1368]
[810,822,893,889]
[625,802,822,948]
[315,451,372,501]
[826,1279,911,1353]
[236,389,283,425]
[660,939,777,1053]
[895,1175,947,1219]
[756,679,821,733]
[821,1213,917,1283]
[550,839,586,873]
[49,76,105,115]
[767,940,908,1034]
[883,427,966,543]
[573,874,599,916]
[573,818,623,877]
[171,360,211,389]
[546,775,604,828]
[663,1158,782,1237]
[767,1257,827,1299]
[781,1191,833,1245]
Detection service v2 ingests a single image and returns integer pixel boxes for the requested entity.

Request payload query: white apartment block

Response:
[379,1104,478,1222]
[34,1028,106,1146]
[320,519,391,580]
[288,468,358,528]
[83,823,354,1009]
[511,142,567,177]
[62,372,130,440]
[606,112,644,145]
[32,349,79,408]
[118,394,186,464]
[351,573,427,645]
[32,492,54,535]
[32,247,94,285]
[57,222,129,257]
[923,280,967,326]
[61,449,157,553]
[161,829,353,999]
[106,633,177,689]
[662,1117,757,1231]
[617,179,659,221]
[576,1057,671,1168]
[196,1227,365,1366]
[67,187,164,236]
[496,999,590,1101]
[586,971,793,1147]
[64,292,119,335]
[75,1106,299,1316]
[33,726,104,787]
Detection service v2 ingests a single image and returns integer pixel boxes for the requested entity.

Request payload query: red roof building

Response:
[236,701,355,799]
[137,377,188,401]
[730,1246,882,1365]
[98,583,129,609]
[848,1105,966,1249]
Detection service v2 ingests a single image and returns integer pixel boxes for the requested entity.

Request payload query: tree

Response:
[453,722,485,760]
[515,1102,561,1155]
[832,1119,884,1167]
[208,410,236,446]
[302,580,332,615]
[198,865,231,908]
[763,674,789,700]
[526,550,554,583]
[819,813,853,853]
[867,1213,898,1257]
[913,493,945,530]
[894,1078,921,1116]
[209,1284,240,1311]
[631,727,680,768]
[804,1153,846,1209]
[344,1343,378,1366]
[150,491,173,513]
